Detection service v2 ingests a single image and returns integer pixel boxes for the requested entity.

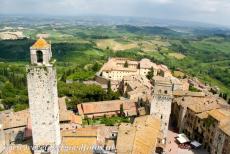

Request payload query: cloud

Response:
[147,0,174,4]
[0,0,230,25]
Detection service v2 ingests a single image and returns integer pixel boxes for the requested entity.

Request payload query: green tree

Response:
[107,80,112,94]
[119,104,124,117]
[2,82,16,98]
[146,67,154,80]
[219,93,223,98]
[124,61,128,68]
[92,62,100,72]
[14,103,28,112]
[223,93,228,100]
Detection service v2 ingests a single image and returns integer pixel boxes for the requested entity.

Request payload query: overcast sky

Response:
[1,0,230,26]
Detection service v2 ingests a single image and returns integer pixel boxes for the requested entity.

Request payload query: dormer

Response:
[30,38,52,65]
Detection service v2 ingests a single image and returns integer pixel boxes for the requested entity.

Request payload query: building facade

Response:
[98,58,171,82]
[27,38,61,154]
[150,76,173,144]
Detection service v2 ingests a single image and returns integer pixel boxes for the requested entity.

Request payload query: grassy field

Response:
[168,53,186,59]
[96,39,138,51]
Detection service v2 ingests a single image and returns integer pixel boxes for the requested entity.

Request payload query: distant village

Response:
[0,38,229,154]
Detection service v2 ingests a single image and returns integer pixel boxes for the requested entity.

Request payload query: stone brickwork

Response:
[27,38,61,154]
[150,77,173,145]
[0,124,5,153]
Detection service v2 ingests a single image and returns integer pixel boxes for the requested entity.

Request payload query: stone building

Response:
[171,92,206,131]
[171,94,230,153]
[98,58,171,81]
[0,124,5,153]
[203,109,230,153]
[0,98,82,150]
[213,122,230,154]
[27,38,61,154]
[0,109,29,145]
[172,96,225,134]
[150,76,173,145]
[121,75,153,102]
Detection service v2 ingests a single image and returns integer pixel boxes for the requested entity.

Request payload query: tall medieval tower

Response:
[150,77,173,145]
[27,38,61,154]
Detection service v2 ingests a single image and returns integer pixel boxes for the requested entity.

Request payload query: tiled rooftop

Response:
[31,38,50,49]
[77,99,137,116]
[116,115,160,154]
[208,108,230,122]
[174,95,226,113]
[219,121,230,136]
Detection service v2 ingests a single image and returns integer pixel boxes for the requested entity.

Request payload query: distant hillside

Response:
[0,39,32,61]
[116,25,182,36]
[0,39,95,61]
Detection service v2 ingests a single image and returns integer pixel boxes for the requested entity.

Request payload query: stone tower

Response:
[150,76,173,144]
[27,38,61,154]
[0,124,5,153]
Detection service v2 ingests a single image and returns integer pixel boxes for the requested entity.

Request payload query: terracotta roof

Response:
[62,127,98,137]
[0,109,29,129]
[60,137,96,154]
[116,116,160,154]
[60,127,102,154]
[187,96,226,113]
[196,112,209,119]
[31,38,50,49]
[124,75,152,90]
[173,90,205,97]
[100,58,139,72]
[157,64,169,71]
[219,121,230,136]
[139,58,158,69]
[77,99,137,116]
[96,126,118,145]
[174,96,227,113]
[116,123,135,153]
[153,76,171,85]
[0,97,82,131]
[208,108,230,122]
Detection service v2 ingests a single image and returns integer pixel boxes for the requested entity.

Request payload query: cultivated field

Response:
[96,39,138,51]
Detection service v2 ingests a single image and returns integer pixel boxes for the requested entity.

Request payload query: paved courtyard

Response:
[166,128,209,154]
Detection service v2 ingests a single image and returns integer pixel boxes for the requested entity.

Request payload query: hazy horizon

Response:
[1,0,230,27]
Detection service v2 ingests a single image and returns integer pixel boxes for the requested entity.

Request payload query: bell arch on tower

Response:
[36,50,43,63]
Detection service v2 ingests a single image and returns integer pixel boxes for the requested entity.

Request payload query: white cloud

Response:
[147,0,174,4]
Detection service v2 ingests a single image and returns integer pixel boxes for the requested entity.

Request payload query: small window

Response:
[36,50,43,63]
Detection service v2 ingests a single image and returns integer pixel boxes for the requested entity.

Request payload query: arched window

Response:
[36,50,43,63]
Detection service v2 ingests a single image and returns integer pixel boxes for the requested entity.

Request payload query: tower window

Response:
[36,50,43,63]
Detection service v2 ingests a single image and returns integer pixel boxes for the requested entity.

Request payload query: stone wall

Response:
[27,65,61,150]
[151,95,172,142]
[0,124,5,153]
